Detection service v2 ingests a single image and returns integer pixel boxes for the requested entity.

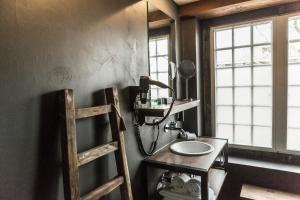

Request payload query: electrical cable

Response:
[134,123,160,156]
[133,89,174,156]
[134,74,177,156]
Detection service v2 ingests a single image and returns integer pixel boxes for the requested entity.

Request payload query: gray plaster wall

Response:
[0,0,177,199]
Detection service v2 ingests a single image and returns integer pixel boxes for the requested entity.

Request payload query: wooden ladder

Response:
[60,87,133,200]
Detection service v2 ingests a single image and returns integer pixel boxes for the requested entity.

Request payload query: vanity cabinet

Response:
[143,137,228,200]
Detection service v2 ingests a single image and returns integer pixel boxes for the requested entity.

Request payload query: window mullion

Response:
[232,28,236,144]
[274,16,288,152]
[250,25,254,146]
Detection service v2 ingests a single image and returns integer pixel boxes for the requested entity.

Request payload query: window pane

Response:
[234,67,251,86]
[214,20,273,149]
[216,124,233,143]
[149,41,156,56]
[253,22,272,44]
[216,29,232,49]
[217,106,233,124]
[253,107,272,126]
[288,65,300,85]
[234,47,251,67]
[216,50,232,68]
[288,108,300,128]
[150,58,157,72]
[235,106,251,125]
[288,17,300,41]
[289,41,300,64]
[157,56,168,72]
[158,73,168,86]
[157,39,168,55]
[253,126,272,148]
[158,89,168,98]
[151,89,158,99]
[216,68,232,86]
[235,87,251,105]
[288,86,300,107]
[253,45,272,65]
[253,67,272,86]
[217,88,233,105]
[150,73,157,81]
[288,17,300,151]
[235,125,251,145]
[287,128,300,151]
[253,87,272,106]
[234,26,251,46]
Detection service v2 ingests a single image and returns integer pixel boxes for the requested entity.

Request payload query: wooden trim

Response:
[81,177,124,200]
[75,105,112,119]
[240,184,300,200]
[179,0,299,19]
[105,88,133,200]
[148,10,170,23]
[60,89,80,200]
[150,0,179,20]
[201,21,213,136]
[77,142,118,167]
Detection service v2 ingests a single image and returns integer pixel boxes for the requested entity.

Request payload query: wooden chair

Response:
[60,87,133,200]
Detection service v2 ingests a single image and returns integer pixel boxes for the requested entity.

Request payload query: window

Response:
[149,36,169,99]
[212,14,300,154]
[214,21,273,148]
[287,16,300,151]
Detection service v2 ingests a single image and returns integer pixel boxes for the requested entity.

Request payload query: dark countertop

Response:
[144,137,227,174]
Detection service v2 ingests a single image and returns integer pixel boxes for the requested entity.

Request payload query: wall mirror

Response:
[147,1,178,100]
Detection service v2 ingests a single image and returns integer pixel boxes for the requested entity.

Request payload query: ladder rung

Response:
[77,142,118,167]
[75,105,112,119]
[81,176,124,200]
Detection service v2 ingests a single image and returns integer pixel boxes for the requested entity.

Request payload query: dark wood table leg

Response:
[201,173,209,200]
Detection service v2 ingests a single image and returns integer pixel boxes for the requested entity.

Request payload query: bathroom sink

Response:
[170,141,214,156]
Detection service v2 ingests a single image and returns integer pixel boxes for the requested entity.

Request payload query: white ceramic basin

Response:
[170,141,214,156]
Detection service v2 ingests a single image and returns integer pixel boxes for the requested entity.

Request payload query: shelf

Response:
[143,137,228,200]
[135,100,200,117]
[209,168,227,199]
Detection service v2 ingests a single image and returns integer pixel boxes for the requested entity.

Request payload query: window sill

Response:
[229,156,300,174]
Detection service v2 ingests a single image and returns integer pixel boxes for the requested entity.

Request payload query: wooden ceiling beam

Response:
[179,0,300,19]
[148,10,172,29]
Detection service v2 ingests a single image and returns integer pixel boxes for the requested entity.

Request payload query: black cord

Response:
[134,84,175,156]
[134,123,160,156]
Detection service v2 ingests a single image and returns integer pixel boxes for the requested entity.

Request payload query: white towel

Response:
[159,188,215,200]
[170,173,190,193]
[186,176,202,197]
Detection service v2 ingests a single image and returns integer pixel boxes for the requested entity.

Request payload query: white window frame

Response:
[210,12,300,155]
[149,35,170,98]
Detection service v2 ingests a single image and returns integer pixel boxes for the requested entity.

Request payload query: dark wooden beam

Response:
[148,10,172,29]
[150,0,179,20]
[179,0,299,19]
[148,10,170,22]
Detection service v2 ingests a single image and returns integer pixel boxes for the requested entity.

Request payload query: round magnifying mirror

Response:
[178,60,196,100]
[178,60,196,79]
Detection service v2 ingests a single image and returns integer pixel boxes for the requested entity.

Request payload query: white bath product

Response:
[170,173,190,193]
[185,132,197,140]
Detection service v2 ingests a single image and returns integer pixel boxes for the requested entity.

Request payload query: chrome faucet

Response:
[164,122,187,139]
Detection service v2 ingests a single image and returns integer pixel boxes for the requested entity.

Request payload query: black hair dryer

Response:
[139,76,171,104]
